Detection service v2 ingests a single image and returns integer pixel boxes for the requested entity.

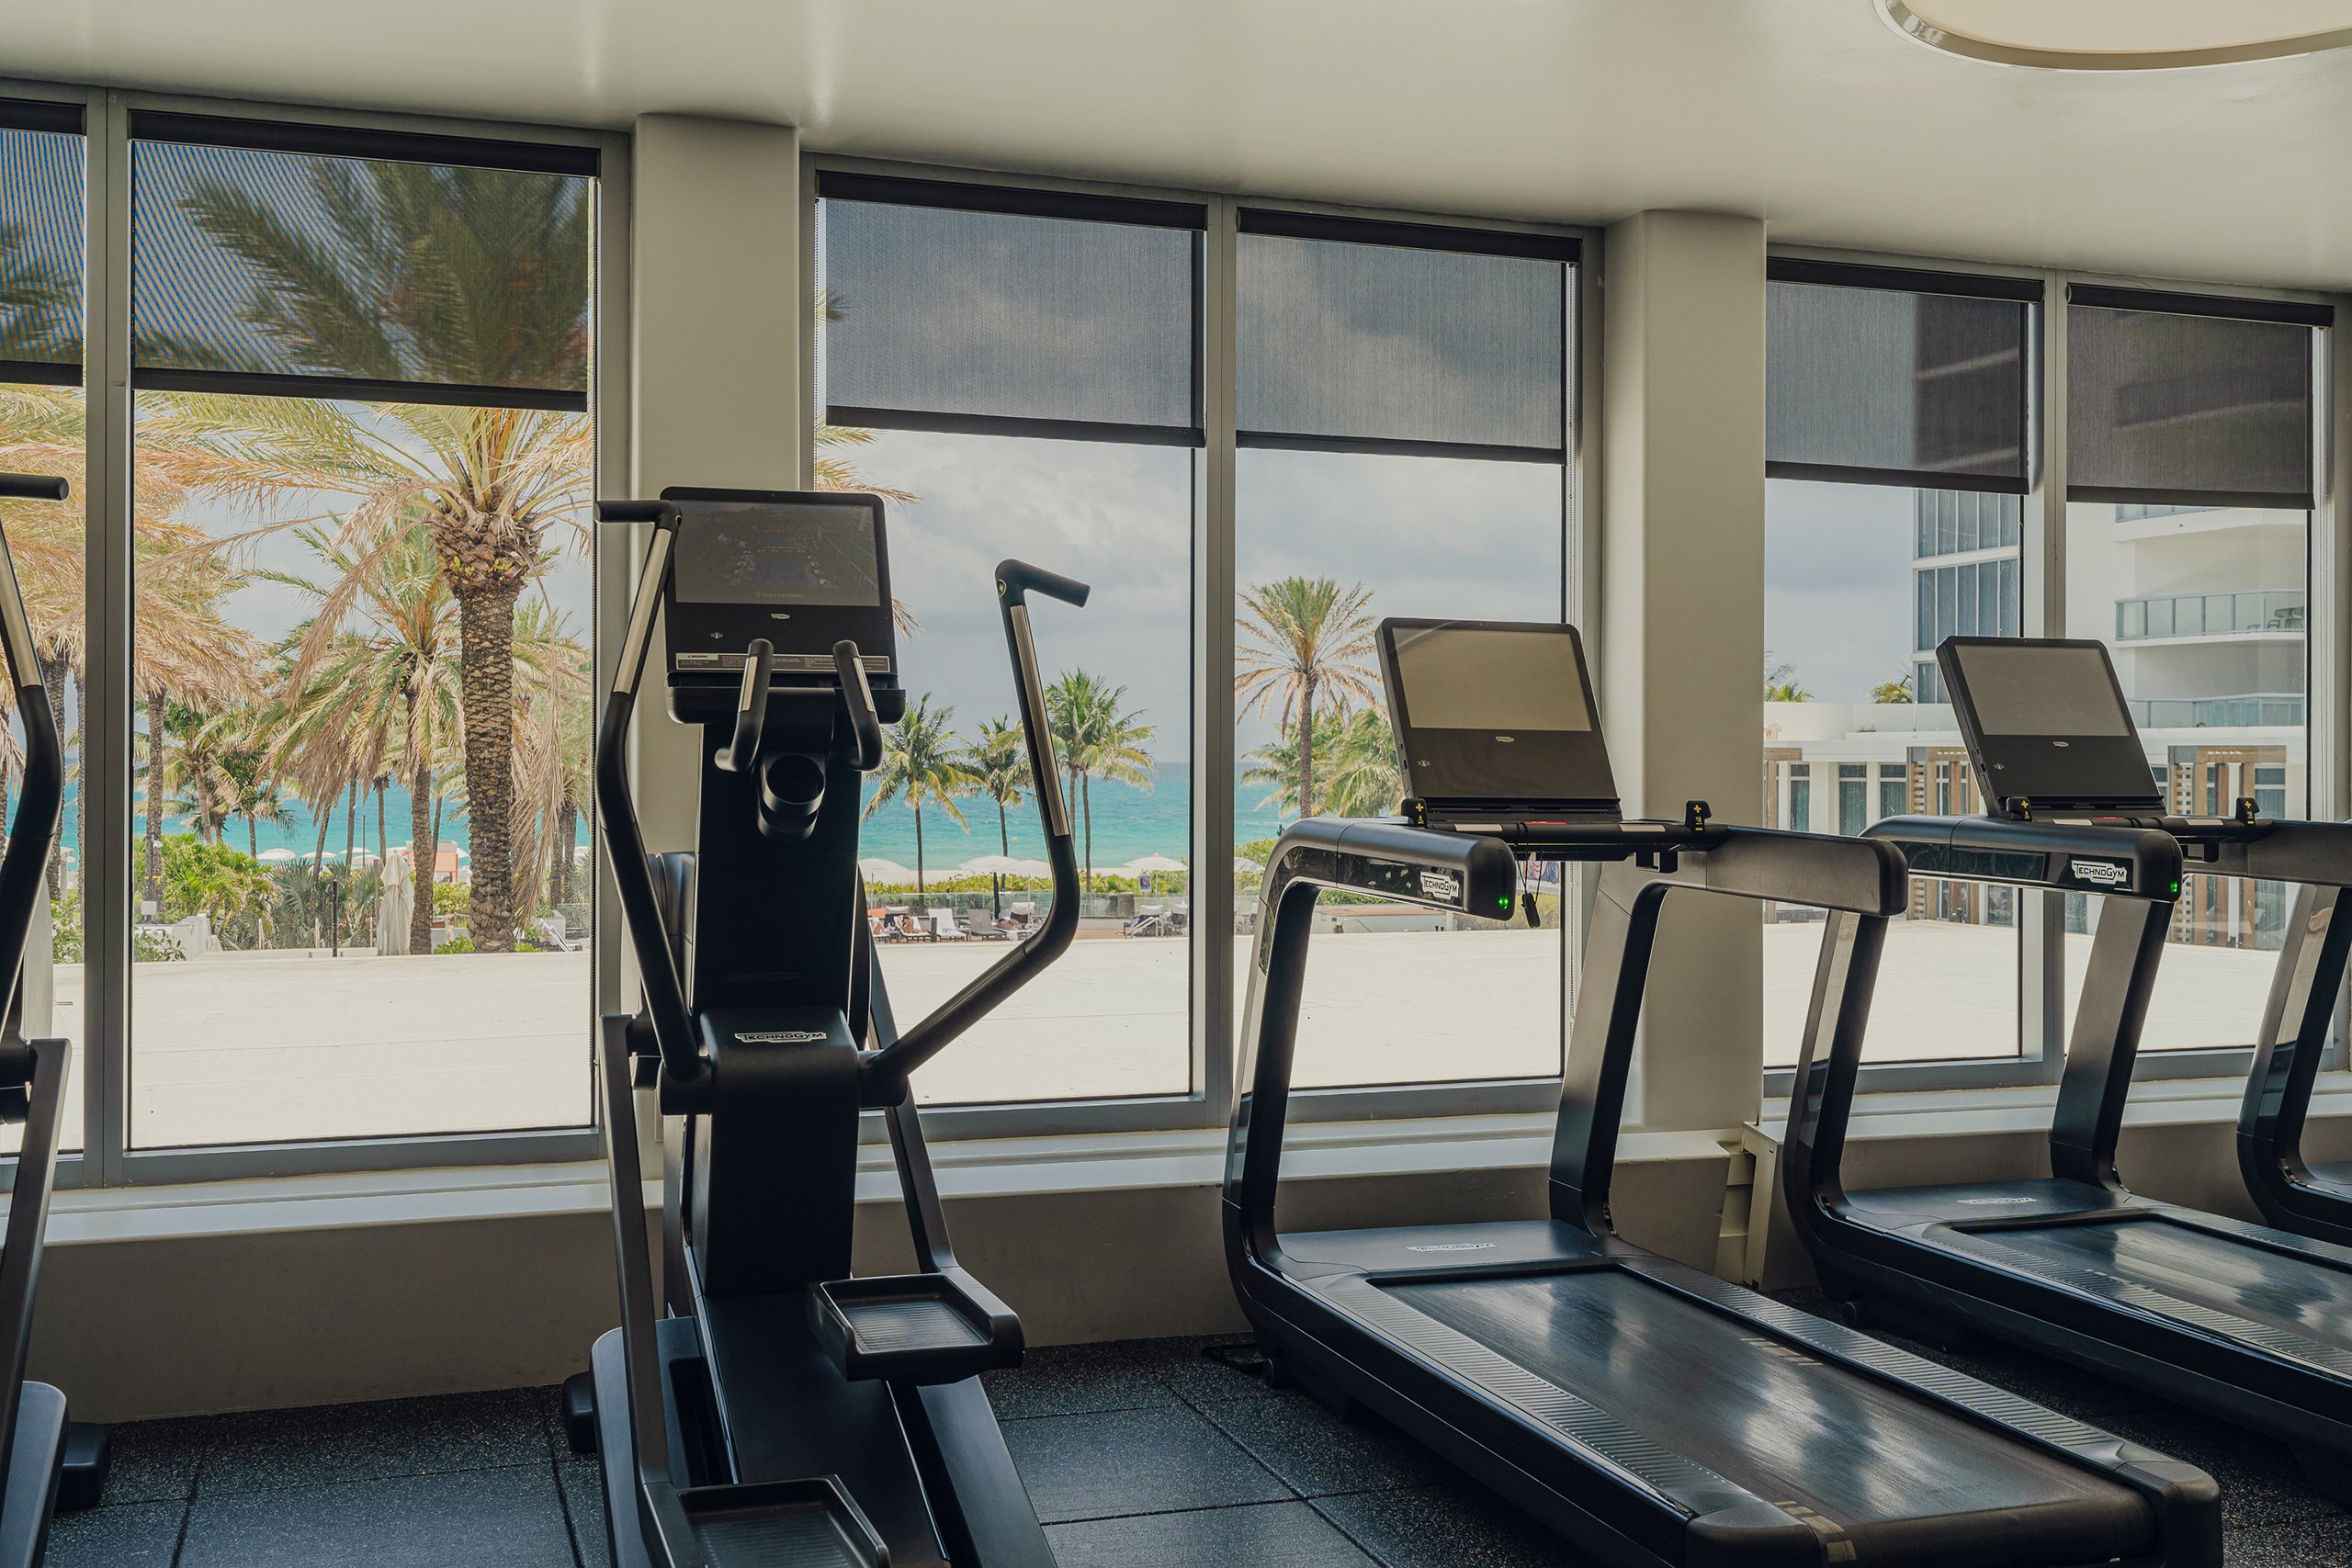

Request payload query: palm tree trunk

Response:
[42,656,65,900]
[247,817,258,862]
[411,766,435,955]
[344,779,358,870]
[453,579,526,953]
[376,776,389,865]
[997,799,1010,855]
[1296,678,1317,821]
[1081,773,1093,892]
[552,792,576,908]
[142,691,164,915]
[913,804,925,899]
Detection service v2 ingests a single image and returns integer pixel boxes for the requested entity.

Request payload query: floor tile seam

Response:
[187,1456,557,1500]
[1302,1493,1403,1568]
[546,1450,591,1568]
[996,1395,1176,1422]
[168,1491,195,1568]
[1044,1495,1341,1529]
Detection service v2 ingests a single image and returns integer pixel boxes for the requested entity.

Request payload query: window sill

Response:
[41,1070,2350,1248]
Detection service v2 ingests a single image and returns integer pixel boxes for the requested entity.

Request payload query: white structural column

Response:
[627,115,805,851]
[1599,210,1768,1135]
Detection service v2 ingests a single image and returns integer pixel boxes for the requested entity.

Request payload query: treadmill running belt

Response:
[1385,1272,2152,1567]
[1951,1215,2352,1348]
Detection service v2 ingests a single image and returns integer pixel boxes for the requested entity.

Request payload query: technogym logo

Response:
[1405,1243,1496,1253]
[1419,870,1462,903]
[736,1030,831,1044]
[2069,859,2132,890]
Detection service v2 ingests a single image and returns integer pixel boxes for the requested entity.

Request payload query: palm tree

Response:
[136,528,262,912]
[1870,672,1916,704]
[863,696,971,897]
[964,717,1030,857]
[0,220,77,364]
[1236,578,1379,820]
[506,599,593,931]
[1046,671,1156,892]
[137,158,594,952]
[1248,708,1407,821]
[1764,653,1811,704]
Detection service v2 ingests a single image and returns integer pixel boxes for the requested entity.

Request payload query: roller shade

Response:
[0,103,86,383]
[2067,287,2328,510]
[130,114,595,410]
[1236,209,1573,461]
[817,172,1204,446]
[1767,259,2037,494]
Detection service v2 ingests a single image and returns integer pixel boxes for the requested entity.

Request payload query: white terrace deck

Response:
[33,920,2278,1148]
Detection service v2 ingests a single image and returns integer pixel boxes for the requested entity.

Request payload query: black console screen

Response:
[673,502,882,608]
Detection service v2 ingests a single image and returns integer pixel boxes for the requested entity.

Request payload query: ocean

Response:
[62,762,1281,875]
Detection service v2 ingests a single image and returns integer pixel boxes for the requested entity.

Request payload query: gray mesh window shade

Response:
[818,174,1204,445]
[0,102,87,384]
[2067,287,2330,510]
[1767,260,2037,494]
[1236,210,1572,460]
[129,113,596,411]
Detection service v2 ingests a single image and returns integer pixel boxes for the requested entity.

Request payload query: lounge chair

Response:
[889,910,930,942]
[925,908,967,941]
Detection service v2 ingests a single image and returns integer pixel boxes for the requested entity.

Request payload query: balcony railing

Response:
[2116,589,2304,642]
[2128,693,2304,728]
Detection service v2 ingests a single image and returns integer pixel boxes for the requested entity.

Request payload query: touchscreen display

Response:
[673,502,882,607]
[1394,625,1593,732]
[1951,641,2131,738]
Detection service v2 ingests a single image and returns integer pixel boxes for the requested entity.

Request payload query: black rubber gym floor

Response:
[42,1298,2352,1566]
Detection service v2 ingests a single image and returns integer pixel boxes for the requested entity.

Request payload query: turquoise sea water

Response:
[859,764,1289,874]
[57,763,1272,875]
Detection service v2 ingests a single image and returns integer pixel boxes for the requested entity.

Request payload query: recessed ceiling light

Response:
[1880,0,2352,69]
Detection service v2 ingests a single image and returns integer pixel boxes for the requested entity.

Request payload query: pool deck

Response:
[33,919,2281,1146]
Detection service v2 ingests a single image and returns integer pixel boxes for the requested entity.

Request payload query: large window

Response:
[0,95,607,1180]
[2063,288,2323,1054]
[120,120,598,1146]
[1230,213,1574,1089]
[0,103,86,1152]
[817,175,1203,1107]
[1763,260,2041,1071]
[816,177,1581,1115]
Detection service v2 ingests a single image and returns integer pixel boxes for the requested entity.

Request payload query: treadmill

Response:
[1782,634,2352,1496]
[1225,616,2218,1568]
[2235,829,2352,1247]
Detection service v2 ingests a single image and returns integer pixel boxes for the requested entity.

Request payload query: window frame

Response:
[803,154,1595,1140]
[1764,244,2345,1099]
[0,79,629,1188]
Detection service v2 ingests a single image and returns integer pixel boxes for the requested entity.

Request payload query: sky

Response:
[1764,477,1917,703]
[850,430,1569,770]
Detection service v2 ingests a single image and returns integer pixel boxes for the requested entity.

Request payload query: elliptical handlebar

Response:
[860,558,1091,1097]
[594,499,704,1099]
[833,640,884,771]
[717,640,772,774]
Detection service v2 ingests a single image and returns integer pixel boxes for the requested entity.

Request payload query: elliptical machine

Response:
[0,474,103,1567]
[582,488,1086,1568]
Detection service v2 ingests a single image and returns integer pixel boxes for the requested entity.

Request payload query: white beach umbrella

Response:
[1003,858,1055,879]
[1119,853,1189,875]
[257,848,297,864]
[1233,855,1263,873]
[858,857,918,886]
[957,853,1026,875]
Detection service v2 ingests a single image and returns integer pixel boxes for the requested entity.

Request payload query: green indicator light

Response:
[2170,881,2180,895]
[1498,897,1512,909]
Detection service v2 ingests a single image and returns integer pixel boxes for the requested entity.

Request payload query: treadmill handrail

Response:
[1867,813,2183,899]
[2202,818,2352,887]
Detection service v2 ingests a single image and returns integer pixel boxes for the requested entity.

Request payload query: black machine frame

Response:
[584,491,1089,1568]
[1782,638,2352,1495]
[1224,623,2216,1568]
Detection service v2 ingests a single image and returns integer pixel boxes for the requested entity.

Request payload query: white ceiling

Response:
[6,0,2352,291]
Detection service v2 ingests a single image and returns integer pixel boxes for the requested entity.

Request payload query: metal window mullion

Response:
[2324,309,2351,1069]
[1193,201,1238,1131]
[2030,274,2067,1087]
[86,93,132,1185]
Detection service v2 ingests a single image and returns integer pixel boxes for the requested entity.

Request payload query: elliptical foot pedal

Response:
[680,1477,889,1568]
[55,1421,109,1511]
[811,1272,1022,1384]
[560,1370,597,1456]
